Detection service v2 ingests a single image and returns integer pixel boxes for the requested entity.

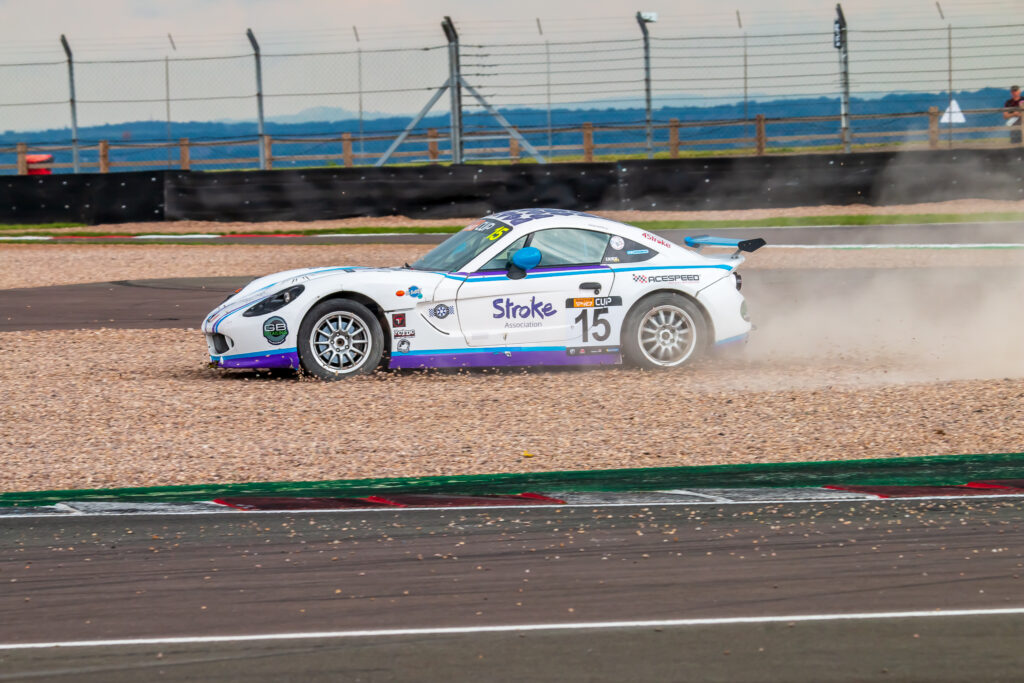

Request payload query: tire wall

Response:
[2,150,1022,224]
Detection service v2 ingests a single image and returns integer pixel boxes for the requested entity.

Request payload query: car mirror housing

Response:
[510,246,541,271]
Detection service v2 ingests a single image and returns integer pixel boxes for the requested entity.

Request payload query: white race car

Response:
[203,208,764,380]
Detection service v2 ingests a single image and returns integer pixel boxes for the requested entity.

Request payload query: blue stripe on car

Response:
[211,347,298,361]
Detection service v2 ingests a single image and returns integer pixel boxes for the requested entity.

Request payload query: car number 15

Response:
[574,308,611,342]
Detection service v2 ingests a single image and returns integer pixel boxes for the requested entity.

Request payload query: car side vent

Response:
[211,333,231,354]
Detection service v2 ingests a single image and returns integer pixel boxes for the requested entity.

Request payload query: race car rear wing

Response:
[684,235,766,260]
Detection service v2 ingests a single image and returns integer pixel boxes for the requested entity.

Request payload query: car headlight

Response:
[243,285,305,317]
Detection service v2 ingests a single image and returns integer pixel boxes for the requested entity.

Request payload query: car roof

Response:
[483,208,669,247]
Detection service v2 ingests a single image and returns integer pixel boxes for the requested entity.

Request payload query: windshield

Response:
[411,218,514,272]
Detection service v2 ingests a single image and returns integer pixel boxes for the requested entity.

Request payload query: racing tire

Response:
[298,298,384,380]
[622,293,708,370]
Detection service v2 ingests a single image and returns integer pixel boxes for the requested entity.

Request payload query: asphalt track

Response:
[3,499,1024,681]
[0,267,1011,334]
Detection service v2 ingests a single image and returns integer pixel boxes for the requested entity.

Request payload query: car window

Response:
[479,236,528,271]
[601,235,658,264]
[411,218,514,272]
[529,228,611,267]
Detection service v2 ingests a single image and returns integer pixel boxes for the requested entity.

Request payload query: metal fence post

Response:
[353,26,364,160]
[59,35,80,174]
[833,4,851,154]
[537,18,553,154]
[442,16,463,164]
[636,12,655,159]
[246,28,267,170]
[947,23,953,148]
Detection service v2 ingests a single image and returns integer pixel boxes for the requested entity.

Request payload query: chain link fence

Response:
[1,14,1022,174]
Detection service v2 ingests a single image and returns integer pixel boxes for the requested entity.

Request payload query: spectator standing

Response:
[1004,85,1023,144]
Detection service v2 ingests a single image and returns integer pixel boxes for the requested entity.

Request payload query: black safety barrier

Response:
[3,150,1023,224]
[1,172,167,224]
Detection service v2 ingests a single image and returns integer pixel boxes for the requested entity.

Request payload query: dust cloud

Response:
[740,263,1024,384]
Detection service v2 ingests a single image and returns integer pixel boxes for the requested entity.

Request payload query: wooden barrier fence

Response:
[2,107,1021,174]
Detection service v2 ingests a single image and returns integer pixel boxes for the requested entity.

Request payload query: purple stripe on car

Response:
[218,351,300,369]
[390,349,620,369]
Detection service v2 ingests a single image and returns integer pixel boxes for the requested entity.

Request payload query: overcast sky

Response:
[1,0,1021,134]
[2,0,1020,58]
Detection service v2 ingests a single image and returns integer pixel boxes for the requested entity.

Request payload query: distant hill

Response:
[220,105,393,125]
[0,87,1010,171]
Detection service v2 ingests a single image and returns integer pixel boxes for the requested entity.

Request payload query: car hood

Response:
[209,266,446,318]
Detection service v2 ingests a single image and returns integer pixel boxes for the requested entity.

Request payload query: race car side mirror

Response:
[508,246,541,280]
[510,247,541,270]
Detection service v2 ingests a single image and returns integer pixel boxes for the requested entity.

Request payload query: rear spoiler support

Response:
[684,234,767,259]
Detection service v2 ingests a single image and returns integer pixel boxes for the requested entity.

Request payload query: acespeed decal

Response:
[632,273,700,284]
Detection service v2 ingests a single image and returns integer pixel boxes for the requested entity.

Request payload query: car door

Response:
[456,228,616,347]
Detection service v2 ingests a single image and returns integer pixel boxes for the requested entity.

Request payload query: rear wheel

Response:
[298,299,384,380]
[622,293,707,370]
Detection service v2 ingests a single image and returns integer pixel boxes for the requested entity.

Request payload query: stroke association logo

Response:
[491,296,556,319]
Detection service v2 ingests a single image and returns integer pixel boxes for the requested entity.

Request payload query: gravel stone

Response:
[0,327,1020,493]
[2,203,1022,493]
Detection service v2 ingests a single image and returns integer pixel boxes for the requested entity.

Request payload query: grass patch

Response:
[0,222,85,232]
[630,212,1024,231]
[1,212,1021,240]
[0,225,464,238]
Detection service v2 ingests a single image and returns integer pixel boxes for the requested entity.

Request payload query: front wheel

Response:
[298,299,384,380]
[622,293,708,370]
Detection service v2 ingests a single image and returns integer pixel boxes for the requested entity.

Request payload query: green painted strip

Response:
[2,452,1024,507]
